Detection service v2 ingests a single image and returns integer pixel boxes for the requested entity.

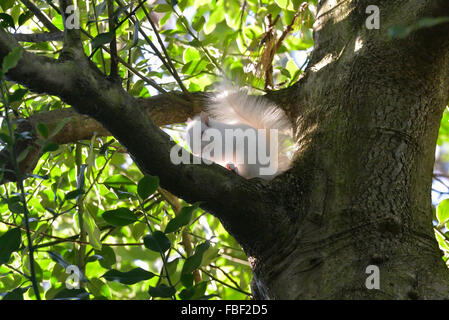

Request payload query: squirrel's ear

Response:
[200,112,209,125]
[186,117,192,123]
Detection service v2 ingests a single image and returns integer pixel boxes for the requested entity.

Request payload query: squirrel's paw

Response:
[225,163,238,175]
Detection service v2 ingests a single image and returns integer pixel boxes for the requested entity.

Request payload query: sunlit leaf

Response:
[2,46,23,75]
[437,199,449,225]
[2,287,29,300]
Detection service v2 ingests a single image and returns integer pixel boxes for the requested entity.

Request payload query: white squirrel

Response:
[185,86,294,180]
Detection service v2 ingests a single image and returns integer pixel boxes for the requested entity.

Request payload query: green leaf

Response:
[2,287,29,300]
[86,278,111,299]
[0,13,14,29]
[205,7,225,34]
[37,123,49,139]
[153,4,172,12]
[129,79,144,96]
[102,174,135,187]
[179,281,208,300]
[65,189,84,200]
[96,246,116,269]
[164,203,200,233]
[137,175,159,200]
[91,32,115,49]
[437,199,449,225]
[7,196,24,214]
[436,230,449,251]
[8,88,28,104]
[274,0,290,10]
[16,146,32,162]
[0,0,14,11]
[143,231,171,253]
[192,16,205,32]
[2,46,23,75]
[102,208,138,227]
[102,268,156,285]
[0,228,21,266]
[48,118,70,140]
[0,133,13,145]
[148,284,176,298]
[181,273,194,288]
[181,59,207,75]
[42,142,59,153]
[182,241,210,275]
[18,12,34,26]
[200,246,219,267]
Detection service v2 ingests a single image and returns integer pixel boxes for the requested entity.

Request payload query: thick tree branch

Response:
[13,32,64,42]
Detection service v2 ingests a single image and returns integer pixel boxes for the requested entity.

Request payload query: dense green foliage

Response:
[1,0,448,301]
[0,0,316,300]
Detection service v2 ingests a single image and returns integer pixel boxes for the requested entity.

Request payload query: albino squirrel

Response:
[185,86,294,180]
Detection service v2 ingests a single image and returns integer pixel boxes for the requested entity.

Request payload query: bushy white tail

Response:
[205,85,295,174]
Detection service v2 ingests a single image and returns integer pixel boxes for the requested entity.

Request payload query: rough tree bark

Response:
[1,0,449,299]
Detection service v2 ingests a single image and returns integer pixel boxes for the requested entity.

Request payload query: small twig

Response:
[140,3,191,98]
[0,220,145,248]
[138,196,176,300]
[171,7,224,75]
[5,264,31,280]
[45,0,190,102]
[210,264,243,290]
[88,0,147,58]
[201,268,251,296]
[274,3,309,53]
